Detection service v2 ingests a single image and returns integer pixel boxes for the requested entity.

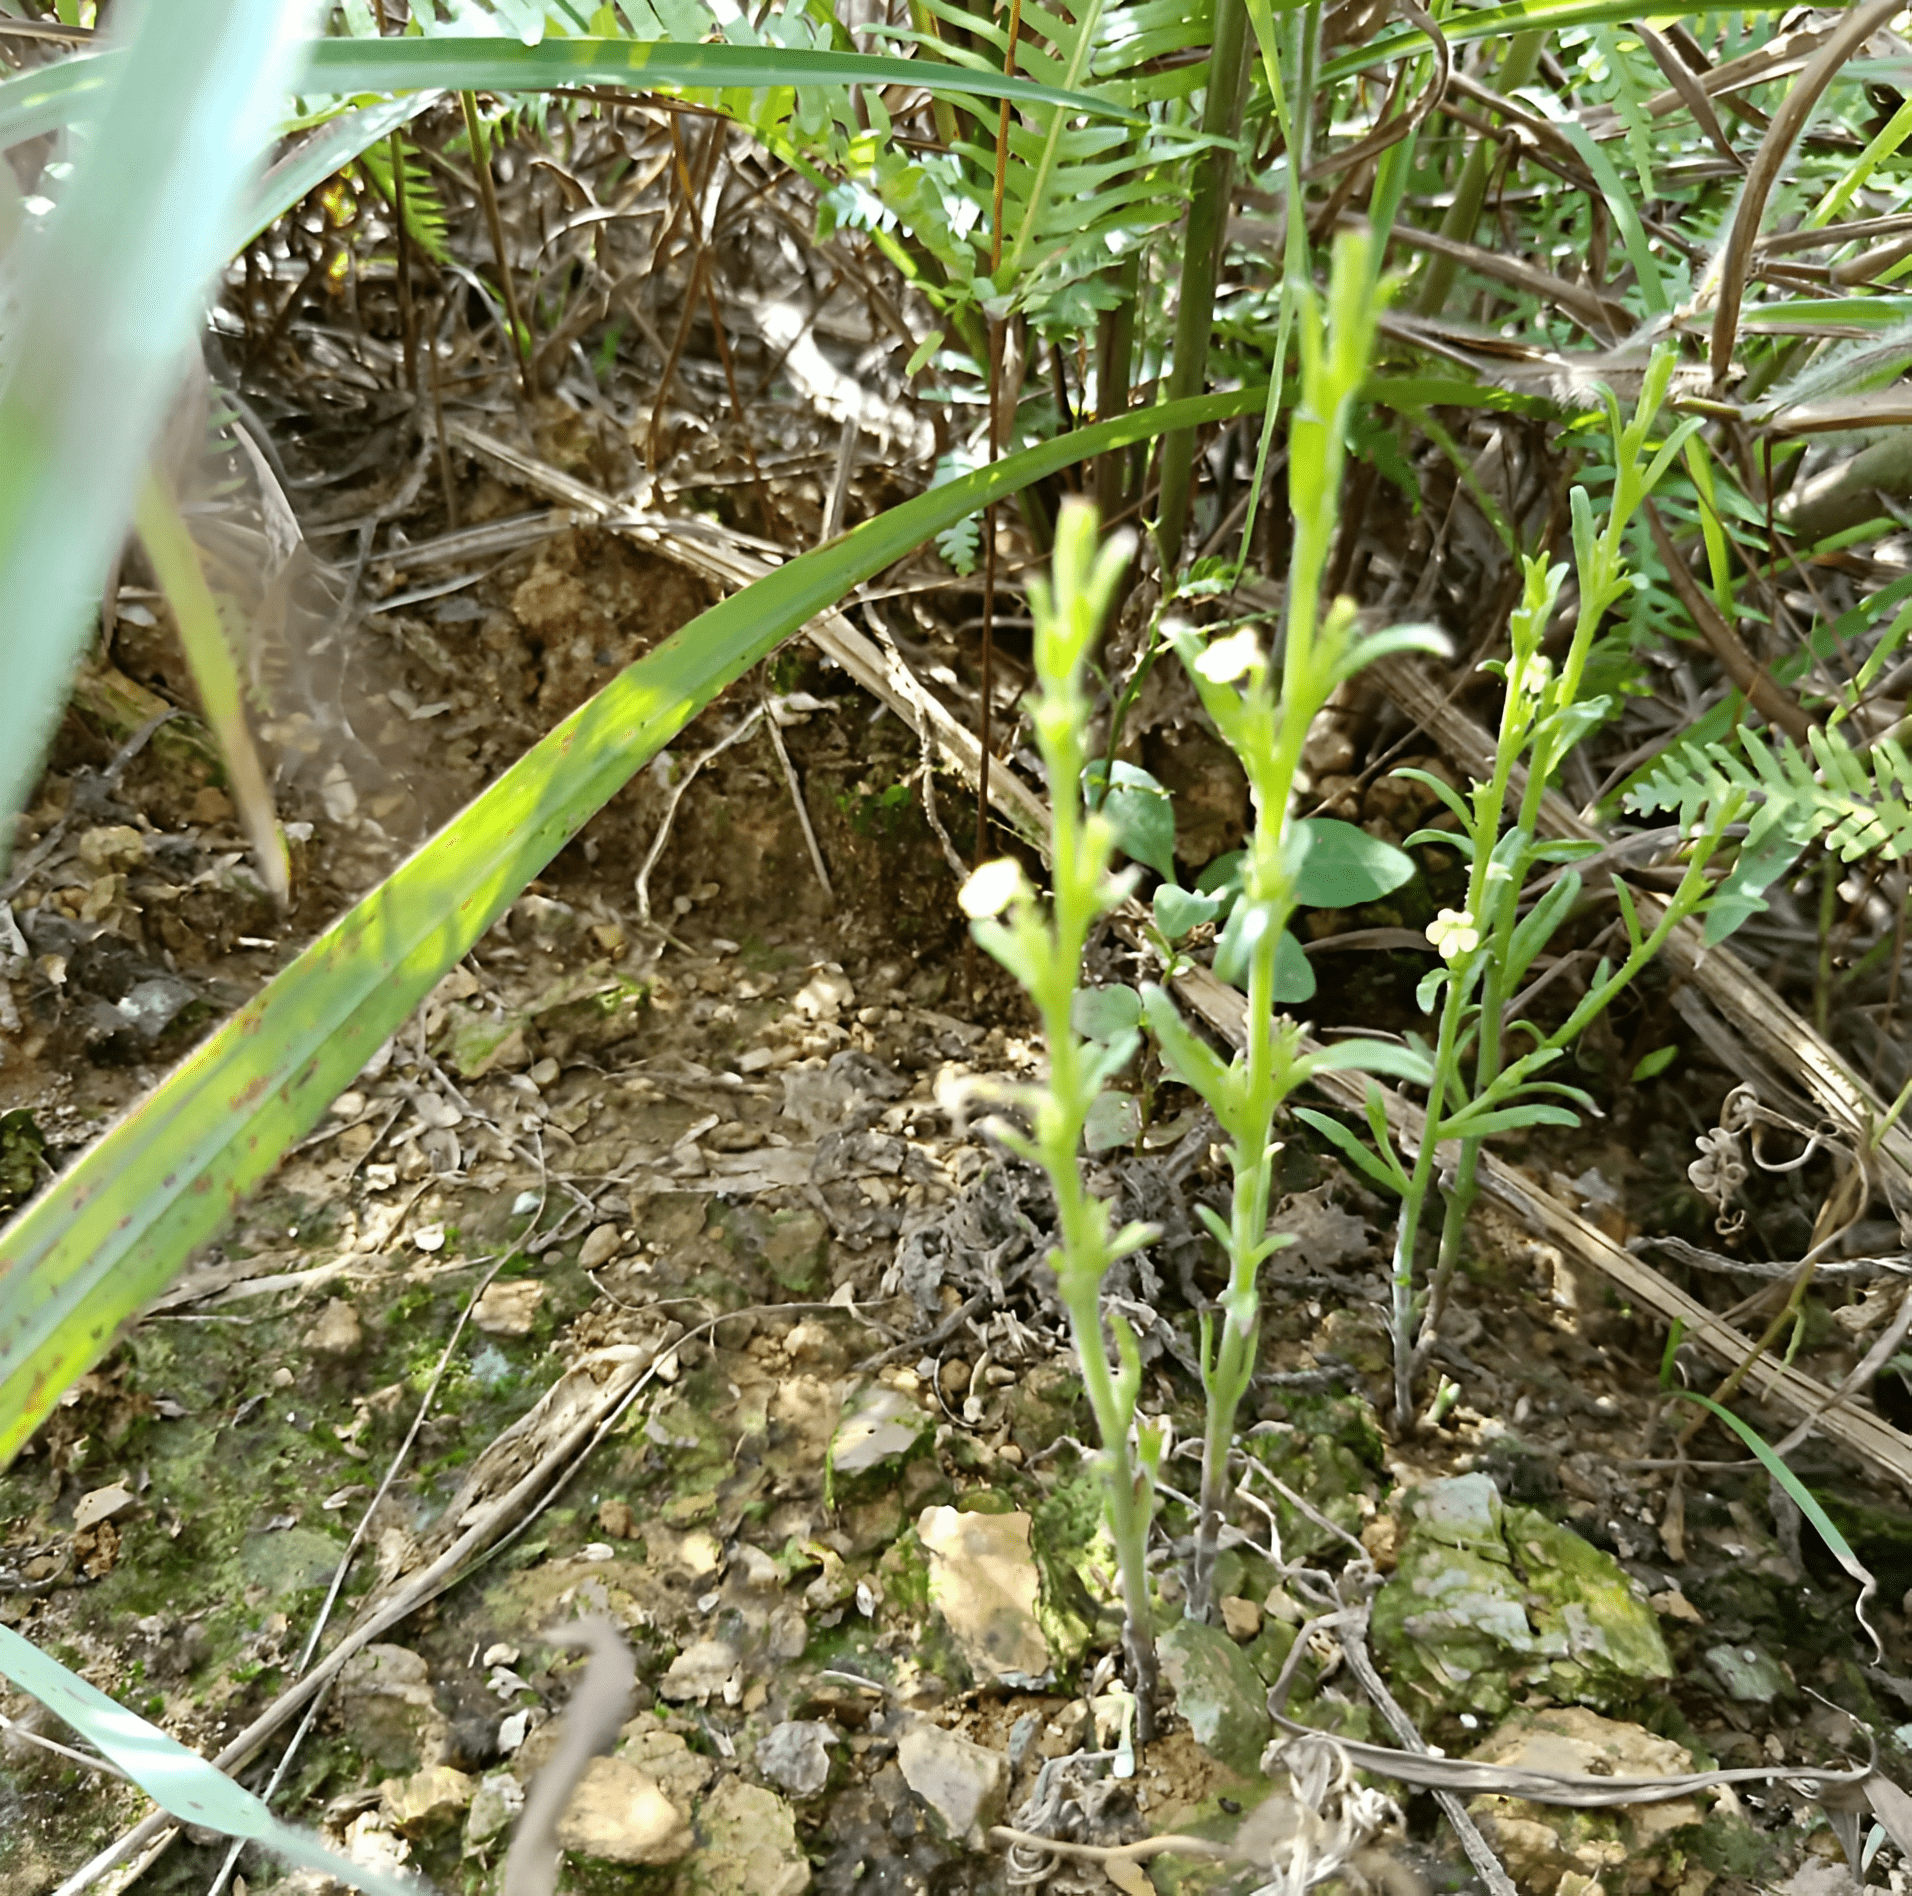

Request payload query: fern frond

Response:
[1628,720,1912,867]
[353,136,452,266]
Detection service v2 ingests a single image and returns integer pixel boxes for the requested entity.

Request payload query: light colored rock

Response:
[793,966,854,1022]
[768,1603,808,1661]
[684,1775,810,1896]
[917,1505,1052,1687]
[756,1720,834,1797]
[77,825,144,873]
[1220,1595,1262,1641]
[380,1763,473,1836]
[578,1224,623,1269]
[619,1716,716,1807]
[1371,1474,1670,1724]
[1160,1616,1271,1774]
[556,1756,692,1865]
[472,1278,545,1337]
[731,1543,781,1591]
[1467,1706,1711,1896]
[463,1770,523,1849]
[828,1383,931,1485]
[305,1298,362,1357]
[1778,1864,1863,1896]
[341,1811,411,1880]
[896,1720,1009,1846]
[333,1644,448,1773]
[658,1636,741,1704]
[1703,1641,1788,1703]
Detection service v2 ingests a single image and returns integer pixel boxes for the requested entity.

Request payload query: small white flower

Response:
[959,857,1027,918]
[1427,908,1479,961]
[1194,627,1262,684]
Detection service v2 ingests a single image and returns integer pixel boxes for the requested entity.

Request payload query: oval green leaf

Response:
[1291,818,1416,908]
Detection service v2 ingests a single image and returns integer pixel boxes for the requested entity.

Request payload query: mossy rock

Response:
[1371,1474,1669,1724]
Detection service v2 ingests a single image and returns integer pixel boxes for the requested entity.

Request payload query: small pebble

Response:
[578,1224,623,1269]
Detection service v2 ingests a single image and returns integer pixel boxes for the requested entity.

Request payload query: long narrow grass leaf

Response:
[0,386,1263,1468]
[1673,1389,1882,1660]
[0,1,319,861]
[237,93,438,251]
[299,36,1137,121]
[0,50,118,152]
[134,474,289,903]
[0,1626,419,1896]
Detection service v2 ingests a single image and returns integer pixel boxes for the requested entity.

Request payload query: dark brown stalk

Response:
[389,132,418,395]
[1709,0,1901,384]
[461,90,535,402]
[427,297,459,533]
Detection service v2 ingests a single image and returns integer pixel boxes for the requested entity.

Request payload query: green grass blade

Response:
[0,386,1262,1469]
[237,93,439,251]
[1673,1388,1882,1659]
[0,1625,418,1896]
[0,49,118,151]
[1325,3,1788,82]
[0,1,319,865]
[1559,118,1666,315]
[299,36,1138,121]
[135,474,290,904]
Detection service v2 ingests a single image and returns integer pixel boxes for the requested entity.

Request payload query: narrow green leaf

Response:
[1393,767,1472,830]
[1558,119,1666,315]
[0,49,118,153]
[0,1626,418,1896]
[1439,1101,1580,1139]
[1301,1038,1434,1086]
[237,93,438,251]
[0,387,1265,1466]
[1671,1390,1882,1661]
[1294,1106,1406,1195]
[135,475,289,904]
[299,36,1137,121]
[1142,983,1234,1107]
[1325,3,1792,84]
[1506,870,1580,987]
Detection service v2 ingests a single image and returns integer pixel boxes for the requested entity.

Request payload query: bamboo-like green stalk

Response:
[1414,30,1543,317]
[1154,0,1255,565]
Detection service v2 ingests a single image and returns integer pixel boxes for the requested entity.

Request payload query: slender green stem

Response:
[967,504,1161,1729]
[1154,0,1255,565]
